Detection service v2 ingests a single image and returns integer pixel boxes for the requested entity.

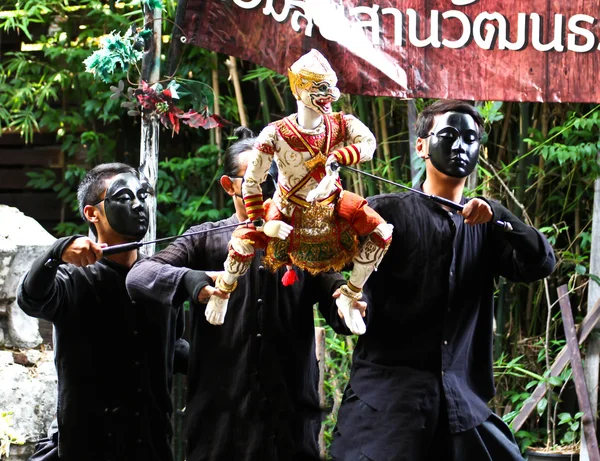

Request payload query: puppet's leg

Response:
[205,237,254,325]
[337,222,393,335]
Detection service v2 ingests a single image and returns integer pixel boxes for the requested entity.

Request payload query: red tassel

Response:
[282,266,299,286]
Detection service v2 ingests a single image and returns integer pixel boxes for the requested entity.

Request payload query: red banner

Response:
[182,0,600,103]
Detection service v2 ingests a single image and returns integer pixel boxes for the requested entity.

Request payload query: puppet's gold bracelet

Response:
[340,284,362,300]
[216,277,238,294]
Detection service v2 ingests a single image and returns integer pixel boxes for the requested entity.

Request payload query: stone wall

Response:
[0,205,58,459]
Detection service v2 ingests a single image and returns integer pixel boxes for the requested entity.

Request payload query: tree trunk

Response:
[139,4,162,257]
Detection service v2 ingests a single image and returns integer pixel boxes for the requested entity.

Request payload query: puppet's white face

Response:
[298,78,340,115]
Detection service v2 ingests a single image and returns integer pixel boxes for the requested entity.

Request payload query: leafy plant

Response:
[156,144,232,237]
[494,332,581,454]
[0,411,25,458]
[314,310,355,457]
[557,411,583,446]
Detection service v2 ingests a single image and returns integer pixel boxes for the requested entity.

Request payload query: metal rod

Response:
[335,163,513,232]
[102,220,253,256]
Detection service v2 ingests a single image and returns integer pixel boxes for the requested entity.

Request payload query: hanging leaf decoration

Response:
[83,9,227,133]
[141,0,164,11]
[178,108,231,130]
[83,30,143,83]
[118,80,230,136]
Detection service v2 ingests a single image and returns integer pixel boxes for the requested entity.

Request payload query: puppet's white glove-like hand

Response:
[260,220,293,240]
[306,157,339,203]
[205,296,229,325]
[336,290,367,335]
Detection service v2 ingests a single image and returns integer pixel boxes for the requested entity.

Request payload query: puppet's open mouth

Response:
[314,98,332,112]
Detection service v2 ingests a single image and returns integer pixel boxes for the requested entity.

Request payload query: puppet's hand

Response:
[198,272,229,304]
[261,220,293,240]
[306,156,339,203]
[335,287,367,335]
[205,295,229,325]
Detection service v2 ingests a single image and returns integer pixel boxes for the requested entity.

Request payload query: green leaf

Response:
[558,412,572,424]
[589,274,600,287]
[536,397,547,416]
[548,376,563,387]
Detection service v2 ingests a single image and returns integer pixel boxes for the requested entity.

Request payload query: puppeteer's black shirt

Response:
[348,192,555,434]
[17,237,187,461]
[126,215,349,461]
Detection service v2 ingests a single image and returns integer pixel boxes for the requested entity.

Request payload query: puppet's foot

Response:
[205,296,229,325]
[336,287,366,335]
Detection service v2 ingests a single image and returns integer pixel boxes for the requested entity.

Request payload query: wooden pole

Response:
[558,285,600,461]
[314,326,326,459]
[511,296,600,431]
[139,3,162,256]
[582,152,600,461]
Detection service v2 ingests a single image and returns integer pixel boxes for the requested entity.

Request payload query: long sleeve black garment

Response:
[17,237,187,461]
[126,215,349,461]
[344,192,555,438]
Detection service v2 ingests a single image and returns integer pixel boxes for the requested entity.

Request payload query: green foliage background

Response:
[2,0,600,457]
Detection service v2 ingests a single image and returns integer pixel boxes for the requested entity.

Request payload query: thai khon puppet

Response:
[205,49,393,335]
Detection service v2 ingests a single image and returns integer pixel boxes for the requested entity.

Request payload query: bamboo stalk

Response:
[267,75,286,113]
[377,99,393,181]
[371,99,383,194]
[407,99,419,186]
[527,103,549,334]
[497,102,513,165]
[225,56,248,127]
[211,53,222,148]
[355,95,376,196]
[258,79,270,127]
[346,95,365,197]
[533,104,548,228]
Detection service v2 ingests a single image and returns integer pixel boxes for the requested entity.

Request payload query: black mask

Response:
[427,112,481,179]
[231,160,278,199]
[103,173,150,240]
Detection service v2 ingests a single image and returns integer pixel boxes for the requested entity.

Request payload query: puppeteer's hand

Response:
[461,198,493,226]
[197,271,230,304]
[261,220,293,240]
[306,156,339,203]
[61,237,106,267]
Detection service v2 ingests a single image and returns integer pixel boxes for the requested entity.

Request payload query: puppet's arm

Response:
[241,127,292,239]
[242,127,277,222]
[308,115,376,203]
[329,114,376,166]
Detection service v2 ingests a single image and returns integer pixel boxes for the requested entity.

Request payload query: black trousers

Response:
[331,386,524,461]
[28,433,59,461]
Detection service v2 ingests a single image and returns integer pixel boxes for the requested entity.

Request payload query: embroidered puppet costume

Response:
[205,49,393,335]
